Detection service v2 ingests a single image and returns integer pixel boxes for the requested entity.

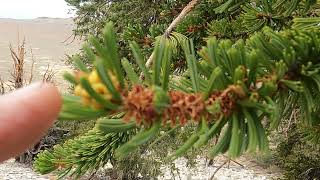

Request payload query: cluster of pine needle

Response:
[34,0,320,178]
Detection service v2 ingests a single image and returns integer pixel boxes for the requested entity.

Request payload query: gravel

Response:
[160,156,281,180]
[0,156,282,180]
[0,159,50,180]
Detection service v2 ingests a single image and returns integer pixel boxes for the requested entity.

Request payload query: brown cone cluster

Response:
[163,91,205,126]
[122,85,241,127]
[206,91,235,119]
[123,85,157,125]
[206,85,245,119]
[72,69,243,126]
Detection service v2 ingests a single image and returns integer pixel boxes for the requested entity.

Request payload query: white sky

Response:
[0,0,73,19]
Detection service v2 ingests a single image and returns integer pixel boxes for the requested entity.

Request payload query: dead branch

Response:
[42,65,55,83]
[284,109,299,138]
[164,0,200,38]
[221,155,245,167]
[62,33,77,45]
[141,0,200,79]
[28,47,36,84]
[209,159,229,180]
[0,77,5,95]
[9,38,26,89]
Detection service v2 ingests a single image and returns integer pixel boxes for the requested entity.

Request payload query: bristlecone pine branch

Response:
[34,17,320,177]
[62,22,320,157]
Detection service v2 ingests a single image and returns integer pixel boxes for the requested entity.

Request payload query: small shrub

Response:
[275,125,320,180]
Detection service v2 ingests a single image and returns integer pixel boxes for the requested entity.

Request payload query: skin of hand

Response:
[0,82,61,162]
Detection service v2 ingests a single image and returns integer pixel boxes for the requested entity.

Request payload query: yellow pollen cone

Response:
[74,85,83,96]
[88,70,101,84]
[92,83,109,94]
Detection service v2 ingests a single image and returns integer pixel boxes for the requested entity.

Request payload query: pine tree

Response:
[35,0,320,178]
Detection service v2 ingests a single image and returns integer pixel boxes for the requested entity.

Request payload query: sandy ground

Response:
[160,156,282,180]
[0,155,282,180]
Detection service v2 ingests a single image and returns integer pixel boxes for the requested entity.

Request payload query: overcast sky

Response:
[0,0,73,19]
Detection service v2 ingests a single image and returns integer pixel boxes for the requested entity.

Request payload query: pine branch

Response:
[34,129,132,178]
[34,1,320,177]
[56,24,320,161]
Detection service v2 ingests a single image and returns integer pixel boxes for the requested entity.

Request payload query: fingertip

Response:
[0,82,62,161]
[31,82,62,122]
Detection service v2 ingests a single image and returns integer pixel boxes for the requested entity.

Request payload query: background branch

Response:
[143,0,200,70]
